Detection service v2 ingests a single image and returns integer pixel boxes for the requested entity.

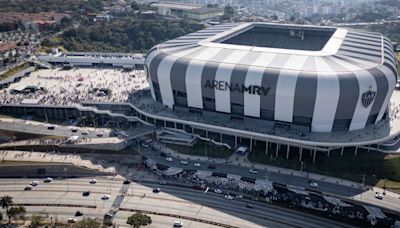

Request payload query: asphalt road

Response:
[135,144,400,213]
[0,177,352,228]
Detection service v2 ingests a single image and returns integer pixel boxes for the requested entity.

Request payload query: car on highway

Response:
[47,126,55,130]
[24,185,32,191]
[70,128,78,133]
[194,163,201,167]
[180,160,188,165]
[173,221,183,227]
[153,188,160,193]
[249,169,258,174]
[96,133,103,137]
[214,188,223,194]
[30,180,39,186]
[82,191,90,197]
[43,177,53,183]
[166,157,173,162]
[75,211,83,216]
[310,182,319,188]
[101,194,110,200]
[67,218,77,223]
[245,203,254,209]
[224,195,233,200]
[207,164,216,169]
[89,178,97,184]
[123,180,131,185]
[375,192,383,200]
[81,131,89,135]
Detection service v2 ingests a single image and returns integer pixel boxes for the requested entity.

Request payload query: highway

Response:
[0,177,353,228]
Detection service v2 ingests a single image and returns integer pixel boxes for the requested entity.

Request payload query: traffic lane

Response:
[356,190,400,211]
[0,178,349,228]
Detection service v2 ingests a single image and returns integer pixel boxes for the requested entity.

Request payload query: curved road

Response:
[0,177,353,228]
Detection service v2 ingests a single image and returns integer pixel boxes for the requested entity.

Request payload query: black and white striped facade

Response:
[145,23,397,133]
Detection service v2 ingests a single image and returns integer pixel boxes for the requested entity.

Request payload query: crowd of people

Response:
[0,67,148,106]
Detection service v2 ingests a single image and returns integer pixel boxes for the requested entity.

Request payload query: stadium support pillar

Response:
[265,141,268,156]
[354,146,358,156]
[234,136,237,149]
[299,147,303,161]
[206,130,208,138]
[164,121,166,127]
[341,147,344,156]
[250,139,253,152]
[286,145,290,159]
[275,143,279,157]
[220,133,222,142]
[313,149,317,163]
[174,122,177,129]
[327,149,330,157]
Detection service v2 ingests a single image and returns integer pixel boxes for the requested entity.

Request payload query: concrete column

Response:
[327,149,330,157]
[341,147,344,156]
[354,146,358,156]
[275,143,279,157]
[174,122,177,129]
[265,141,268,156]
[299,147,303,161]
[250,139,253,152]
[254,140,257,146]
[191,127,194,134]
[220,133,222,142]
[206,130,208,138]
[313,149,317,163]
[234,136,237,149]
[164,121,166,127]
[286,145,290,159]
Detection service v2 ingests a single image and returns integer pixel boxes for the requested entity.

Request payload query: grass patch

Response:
[248,145,400,193]
[166,142,233,159]
[0,62,29,81]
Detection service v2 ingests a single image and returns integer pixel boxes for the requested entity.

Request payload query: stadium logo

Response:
[361,85,376,108]
[204,80,270,95]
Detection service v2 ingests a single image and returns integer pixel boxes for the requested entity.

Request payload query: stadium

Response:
[146,23,397,133]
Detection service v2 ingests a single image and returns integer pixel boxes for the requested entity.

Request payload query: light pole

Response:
[64,167,69,192]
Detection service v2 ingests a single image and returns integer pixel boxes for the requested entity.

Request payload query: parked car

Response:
[166,157,173,162]
[89,178,97,184]
[123,180,131,185]
[224,195,233,200]
[75,211,83,216]
[82,191,90,197]
[180,160,188,165]
[153,188,160,193]
[47,126,55,130]
[173,221,183,227]
[310,182,319,188]
[194,163,201,167]
[214,188,223,194]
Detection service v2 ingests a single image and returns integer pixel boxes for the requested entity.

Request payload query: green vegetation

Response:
[0,196,26,223]
[222,5,235,21]
[368,23,400,43]
[30,214,45,227]
[0,0,105,13]
[167,142,233,159]
[0,62,29,81]
[42,19,204,53]
[248,146,400,193]
[126,213,152,228]
[74,217,102,228]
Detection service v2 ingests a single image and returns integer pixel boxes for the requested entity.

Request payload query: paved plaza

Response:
[0,67,148,105]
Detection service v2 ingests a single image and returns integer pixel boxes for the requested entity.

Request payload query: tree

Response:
[8,206,26,222]
[222,5,235,21]
[74,217,102,228]
[30,214,44,227]
[126,213,152,228]
[0,195,13,223]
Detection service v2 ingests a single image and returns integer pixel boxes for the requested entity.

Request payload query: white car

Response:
[173,221,183,227]
[249,169,258,174]
[375,192,383,200]
[224,195,233,200]
[166,157,173,162]
[101,194,110,200]
[193,163,201,167]
[310,182,319,188]
[180,160,188,165]
[44,177,53,183]
[214,188,223,194]
[90,179,97,184]
[31,181,39,186]
[67,218,77,223]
